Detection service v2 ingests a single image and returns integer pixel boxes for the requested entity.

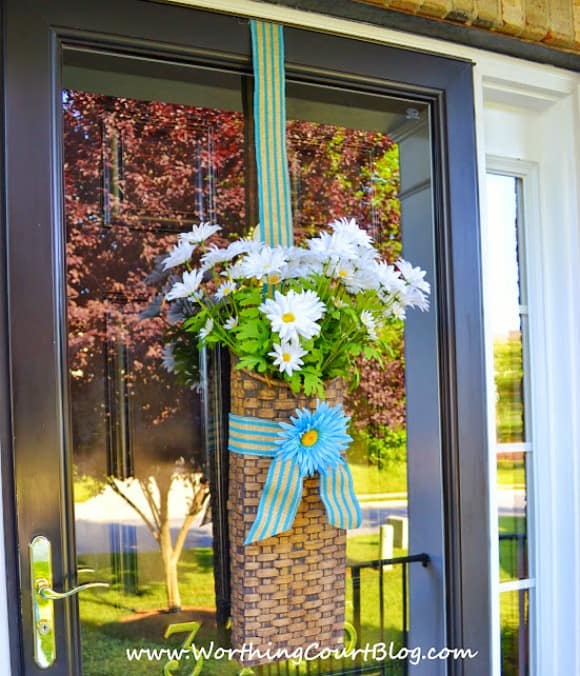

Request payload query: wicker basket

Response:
[228,365,346,664]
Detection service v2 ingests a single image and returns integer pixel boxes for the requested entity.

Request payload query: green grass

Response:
[77,534,410,676]
[74,453,525,673]
[348,453,525,497]
[498,516,527,582]
[77,528,527,675]
[497,514,529,673]
[348,460,407,496]
[78,547,237,675]
[499,589,529,675]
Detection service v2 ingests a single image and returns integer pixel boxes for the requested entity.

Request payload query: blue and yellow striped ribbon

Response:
[229,413,362,544]
[250,20,293,247]
[237,22,360,545]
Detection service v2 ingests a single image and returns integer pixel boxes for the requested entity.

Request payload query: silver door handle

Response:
[29,535,109,668]
[36,577,109,599]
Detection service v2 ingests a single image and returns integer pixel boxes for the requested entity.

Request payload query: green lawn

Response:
[348,460,407,496]
[78,548,228,675]
[498,514,528,674]
[77,533,410,676]
[74,452,525,674]
[347,453,525,500]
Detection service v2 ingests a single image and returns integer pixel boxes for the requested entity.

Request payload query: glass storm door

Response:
[2,1,489,675]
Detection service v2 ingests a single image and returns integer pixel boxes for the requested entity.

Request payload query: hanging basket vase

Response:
[228,365,359,664]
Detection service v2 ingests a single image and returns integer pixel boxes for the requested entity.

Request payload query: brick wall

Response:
[356,0,580,50]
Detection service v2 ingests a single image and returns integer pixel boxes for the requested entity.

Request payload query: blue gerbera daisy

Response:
[275,401,352,477]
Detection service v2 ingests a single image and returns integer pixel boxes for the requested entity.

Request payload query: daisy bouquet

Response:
[159,218,429,396]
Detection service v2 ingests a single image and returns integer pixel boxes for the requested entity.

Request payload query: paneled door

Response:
[1,1,489,674]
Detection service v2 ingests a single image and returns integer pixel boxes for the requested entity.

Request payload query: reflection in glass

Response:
[64,81,245,674]
[487,172,532,676]
[487,174,525,444]
[498,455,528,581]
[500,589,530,676]
[64,54,430,673]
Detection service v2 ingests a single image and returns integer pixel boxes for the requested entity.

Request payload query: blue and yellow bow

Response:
[229,402,362,544]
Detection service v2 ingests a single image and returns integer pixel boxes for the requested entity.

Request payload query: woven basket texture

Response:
[228,366,346,664]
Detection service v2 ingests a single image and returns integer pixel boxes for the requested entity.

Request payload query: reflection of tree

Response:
[64,91,243,611]
[106,471,209,611]
[64,90,406,609]
[287,124,406,429]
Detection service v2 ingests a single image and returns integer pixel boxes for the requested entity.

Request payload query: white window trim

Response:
[484,157,543,676]
[1,3,578,675]
[481,87,580,672]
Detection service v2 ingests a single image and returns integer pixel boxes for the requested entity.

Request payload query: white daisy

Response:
[224,316,238,331]
[199,317,214,341]
[268,341,307,376]
[166,269,204,301]
[161,343,177,373]
[201,237,260,270]
[179,222,221,245]
[344,267,380,294]
[331,259,355,282]
[215,281,237,300]
[162,240,195,270]
[330,217,373,249]
[239,246,288,281]
[308,231,353,262]
[375,261,405,293]
[225,261,246,280]
[396,259,430,293]
[260,289,325,343]
[360,310,378,341]
[388,301,406,321]
[281,248,324,279]
[201,245,233,270]
[402,285,430,311]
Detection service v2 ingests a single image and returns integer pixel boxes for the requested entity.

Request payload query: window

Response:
[486,172,534,675]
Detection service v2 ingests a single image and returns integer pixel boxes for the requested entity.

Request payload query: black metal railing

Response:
[254,553,430,676]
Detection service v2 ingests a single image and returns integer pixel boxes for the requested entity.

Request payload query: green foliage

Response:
[354,426,406,470]
[494,335,524,442]
[166,235,420,396]
[73,467,104,503]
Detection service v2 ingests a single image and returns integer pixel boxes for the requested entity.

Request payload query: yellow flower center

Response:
[338,269,349,278]
[268,273,281,284]
[282,312,295,323]
[282,352,292,363]
[301,429,319,447]
[222,286,232,295]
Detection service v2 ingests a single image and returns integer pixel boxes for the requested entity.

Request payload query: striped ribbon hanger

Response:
[226,21,362,544]
[250,20,293,247]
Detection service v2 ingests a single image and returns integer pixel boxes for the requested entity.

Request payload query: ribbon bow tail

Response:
[319,461,362,530]
[244,457,304,545]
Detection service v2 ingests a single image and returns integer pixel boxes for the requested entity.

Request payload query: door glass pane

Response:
[64,50,434,674]
[285,83,432,669]
[63,53,246,675]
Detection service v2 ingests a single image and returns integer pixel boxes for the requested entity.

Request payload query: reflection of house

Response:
[1,2,579,675]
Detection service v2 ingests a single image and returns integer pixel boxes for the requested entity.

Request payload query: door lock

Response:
[29,535,110,668]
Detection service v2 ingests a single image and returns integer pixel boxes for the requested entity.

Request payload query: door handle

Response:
[29,535,109,668]
[36,577,109,600]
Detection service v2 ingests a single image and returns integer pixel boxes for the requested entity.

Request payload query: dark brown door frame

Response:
[1,1,490,673]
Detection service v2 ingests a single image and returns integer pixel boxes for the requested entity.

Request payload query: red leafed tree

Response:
[64,90,405,609]
[64,91,247,611]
